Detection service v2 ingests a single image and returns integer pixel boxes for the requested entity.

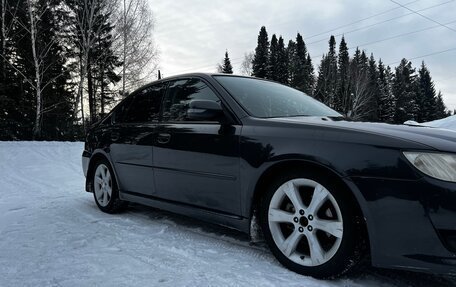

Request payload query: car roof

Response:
[150,72,262,85]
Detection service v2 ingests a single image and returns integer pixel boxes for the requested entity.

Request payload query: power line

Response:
[169,1,455,75]
[306,0,455,46]
[387,47,456,65]
[304,0,420,40]
[170,0,427,70]
[390,0,456,33]
[165,1,426,72]
[349,19,456,49]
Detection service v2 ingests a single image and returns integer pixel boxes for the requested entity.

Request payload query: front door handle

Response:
[111,131,120,142]
[157,133,171,144]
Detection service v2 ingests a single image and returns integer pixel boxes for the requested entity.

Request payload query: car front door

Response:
[109,83,166,196]
[153,78,242,215]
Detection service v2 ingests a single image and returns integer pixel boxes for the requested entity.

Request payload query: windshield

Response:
[214,76,341,118]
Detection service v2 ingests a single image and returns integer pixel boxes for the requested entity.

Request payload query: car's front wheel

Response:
[259,170,364,279]
[92,159,127,213]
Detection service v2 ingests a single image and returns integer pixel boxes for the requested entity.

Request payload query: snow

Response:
[0,141,455,286]
[423,115,456,131]
[405,115,456,131]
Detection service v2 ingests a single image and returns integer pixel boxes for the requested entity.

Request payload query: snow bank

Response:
[423,115,456,131]
[405,115,456,131]
[0,142,454,286]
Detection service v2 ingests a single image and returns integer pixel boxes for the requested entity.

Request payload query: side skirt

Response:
[120,190,250,234]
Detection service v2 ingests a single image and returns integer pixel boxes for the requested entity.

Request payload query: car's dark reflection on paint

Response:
[82,73,456,279]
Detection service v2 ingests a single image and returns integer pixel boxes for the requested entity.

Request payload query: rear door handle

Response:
[157,133,171,144]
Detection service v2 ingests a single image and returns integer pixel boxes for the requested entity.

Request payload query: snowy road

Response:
[0,142,455,287]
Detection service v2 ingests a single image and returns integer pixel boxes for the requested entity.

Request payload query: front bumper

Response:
[349,176,456,275]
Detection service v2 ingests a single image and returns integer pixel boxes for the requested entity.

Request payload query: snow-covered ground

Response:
[0,142,455,287]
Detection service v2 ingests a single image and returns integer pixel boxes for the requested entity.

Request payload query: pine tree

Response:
[276,36,288,84]
[316,54,329,100]
[416,62,437,122]
[434,91,448,119]
[393,59,418,124]
[315,36,338,107]
[377,61,395,123]
[293,33,314,95]
[334,36,350,114]
[68,0,122,124]
[268,34,279,80]
[0,0,23,139]
[218,50,233,74]
[305,54,315,95]
[252,26,269,79]
[287,39,297,85]
[92,18,122,118]
[367,54,380,121]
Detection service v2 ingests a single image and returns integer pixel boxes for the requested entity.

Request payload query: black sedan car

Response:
[82,73,456,279]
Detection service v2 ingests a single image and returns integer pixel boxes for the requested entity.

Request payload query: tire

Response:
[259,169,364,279]
[92,159,128,213]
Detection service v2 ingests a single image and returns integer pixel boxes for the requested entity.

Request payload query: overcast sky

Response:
[151,0,456,111]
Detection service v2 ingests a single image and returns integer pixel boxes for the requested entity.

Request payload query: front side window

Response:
[161,78,220,122]
[113,96,134,124]
[122,83,166,123]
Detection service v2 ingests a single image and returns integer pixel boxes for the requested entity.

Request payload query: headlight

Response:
[403,152,456,182]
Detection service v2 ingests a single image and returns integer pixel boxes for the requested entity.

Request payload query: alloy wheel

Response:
[94,163,112,207]
[268,178,343,267]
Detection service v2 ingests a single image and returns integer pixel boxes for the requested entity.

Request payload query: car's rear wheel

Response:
[259,170,364,279]
[92,159,127,213]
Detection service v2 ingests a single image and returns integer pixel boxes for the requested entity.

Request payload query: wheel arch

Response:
[85,151,119,193]
[249,159,371,258]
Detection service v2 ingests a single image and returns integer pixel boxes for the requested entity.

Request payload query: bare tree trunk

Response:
[77,54,86,130]
[1,0,5,80]
[100,63,105,115]
[122,0,126,97]
[73,0,119,125]
[87,58,95,122]
[73,0,96,126]
[27,0,42,139]
[115,0,158,94]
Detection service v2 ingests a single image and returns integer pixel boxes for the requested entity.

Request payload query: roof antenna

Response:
[158,70,162,80]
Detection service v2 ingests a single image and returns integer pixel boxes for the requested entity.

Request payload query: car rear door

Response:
[153,78,242,215]
[109,83,166,196]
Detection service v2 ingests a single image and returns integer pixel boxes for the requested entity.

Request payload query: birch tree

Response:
[240,52,254,76]
[348,68,375,121]
[27,0,43,137]
[68,0,118,124]
[3,0,52,138]
[115,0,158,96]
[0,0,72,138]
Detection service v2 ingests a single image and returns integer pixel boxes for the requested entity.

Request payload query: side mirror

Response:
[187,100,224,121]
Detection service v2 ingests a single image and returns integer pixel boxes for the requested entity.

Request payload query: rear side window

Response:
[161,78,220,122]
[121,83,166,123]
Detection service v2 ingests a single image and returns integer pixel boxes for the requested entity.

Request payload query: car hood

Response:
[267,117,456,153]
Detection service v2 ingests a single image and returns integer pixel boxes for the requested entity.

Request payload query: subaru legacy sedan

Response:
[82,73,456,278]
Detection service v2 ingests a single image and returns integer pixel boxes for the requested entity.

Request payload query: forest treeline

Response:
[242,26,452,123]
[1,6,453,142]
[0,0,157,140]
